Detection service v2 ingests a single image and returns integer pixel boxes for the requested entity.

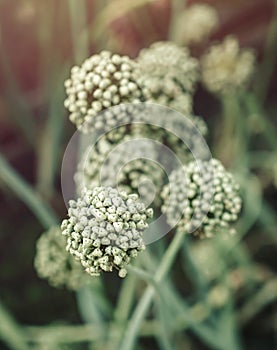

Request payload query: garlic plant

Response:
[37,38,246,286]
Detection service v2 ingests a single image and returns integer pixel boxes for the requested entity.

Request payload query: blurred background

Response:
[0,0,277,349]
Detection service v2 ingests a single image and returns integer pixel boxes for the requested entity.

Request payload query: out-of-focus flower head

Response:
[34,227,88,290]
[201,36,255,95]
[153,109,209,165]
[176,4,219,45]
[61,187,153,278]
[161,158,242,237]
[137,41,199,114]
[75,134,165,207]
[132,104,209,167]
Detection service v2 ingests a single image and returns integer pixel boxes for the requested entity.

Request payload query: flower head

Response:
[64,51,149,133]
[134,105,209,166]
[161,159,242,237]
[75,134,164,207]
[201,36,255,95]
[156,109,209,164]
[177,4,219,45]
[34,227,87,290]
[61,187,153,277]
[138,41,199,113]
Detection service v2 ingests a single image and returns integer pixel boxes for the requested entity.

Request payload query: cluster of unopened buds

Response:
[34,28,254,286]
[61,187,153,278]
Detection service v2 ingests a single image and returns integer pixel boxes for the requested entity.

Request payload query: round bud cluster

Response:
[137,41,199,114]
[64,51,149,133]
[177,4,219,45]
[136,106,209,166]
[161,159,242,237]
[201,36,255,95]
[34,227,87,290]
[90,102,148,137]
[61,187,153,277]
[75,135,165,207]
[157,111,209,164]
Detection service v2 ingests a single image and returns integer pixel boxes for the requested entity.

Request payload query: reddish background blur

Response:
[0,0,275,241]
[0,0,275,230]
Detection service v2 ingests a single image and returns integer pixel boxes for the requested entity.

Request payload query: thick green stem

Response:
[119,228,185,350]
[168,0,187,41]
[106,264,144,350]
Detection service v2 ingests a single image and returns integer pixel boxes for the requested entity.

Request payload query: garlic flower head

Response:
[61,187,153,277]
[64,51,149,133]
[34,227,87,290]
[201,36,255,95]
[161,159,242,237]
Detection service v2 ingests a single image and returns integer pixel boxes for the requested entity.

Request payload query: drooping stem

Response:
[0,154,58,229]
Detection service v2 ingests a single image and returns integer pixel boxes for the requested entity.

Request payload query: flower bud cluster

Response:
[161,159,242,237]
[177,4,219,45]
[156,110,209,164]
[134,105,208,166]
[201,36,255,95]
[75,135,165,207]
[137,41,199,114]
[34,227,87,290]
[64,51,149,132]
[61,187,153,277]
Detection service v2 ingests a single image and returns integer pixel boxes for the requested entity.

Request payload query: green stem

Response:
[24,321,159,344]
[255,0,277,104]
[0,154,58,229]
[239,277,277,326]
[68,0,90,64]
[219,300,243,350]
[127,265,157,287]
[216,95,242,165]
[244,92,277,150]
[0,301,30,350]
[106,265,139,350]
[155,298,176,350]
[36,68,68,197]
[114,272,137,323]
[0,36,35,147]
[119,228,185,350]
[168,0,187,41]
